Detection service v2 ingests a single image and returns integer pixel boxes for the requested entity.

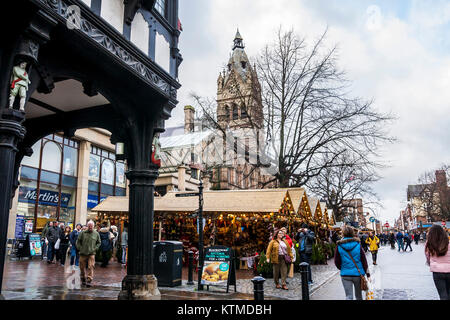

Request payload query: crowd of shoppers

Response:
[39,219,129,287]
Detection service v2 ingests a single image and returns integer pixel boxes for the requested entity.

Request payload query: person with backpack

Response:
[99,223,115,267]
[425,225,450,300]
[334,226,370,300]
[294,224,315,284]
[396,230,404,252]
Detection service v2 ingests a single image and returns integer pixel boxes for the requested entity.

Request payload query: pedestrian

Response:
[121,227,128,265]
[41,221,50,260]
[99,223,114,267]
[334,226,370,300]
[266,229,293,290]
[331,230,341,244]
[280,227,293,247]
[56,222,65,262]
[110,225,119,262]
[404,231,413,252]
[59,226,71,266]
[366,232,380,265]
[396,230,404,252]
[294,223,315,284]
[424,225,450,300]
[389,232,396,249]
[76,220,101,287]
[69,223,82,267]
[361,233,369,253]
[280,227,293,282]
[414,231,420,245]
[46,221,60,264]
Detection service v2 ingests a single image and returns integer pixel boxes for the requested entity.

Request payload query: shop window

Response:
[89,154,101,182]
[101,183,114,196]
[21,141,41,168]
[41,141,62,173]
[101,159,115,185]
[17,180,38,218]
[88,181,99,193]
[115,187,126,196]
[116,162,126,188]
[62,175,77,187]
[40,170,60,185]
[155,0,166,18]
[20,166,38,180]
[63,145,78,176]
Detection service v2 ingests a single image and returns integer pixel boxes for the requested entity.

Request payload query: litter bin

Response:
[153,241,183,287]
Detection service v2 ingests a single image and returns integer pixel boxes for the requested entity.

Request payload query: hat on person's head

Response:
[301,223,308,229]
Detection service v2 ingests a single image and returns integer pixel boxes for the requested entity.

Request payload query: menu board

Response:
[200,246,236,292]
[15,215,25,240]
[28,233,42,256]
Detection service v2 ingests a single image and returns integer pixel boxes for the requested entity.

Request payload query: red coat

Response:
[284,234,293,248]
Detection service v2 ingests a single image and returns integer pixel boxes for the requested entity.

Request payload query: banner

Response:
[18,186,72,208]
[28,233,42,256]
[15,215,25,240]
[200,246,232,286]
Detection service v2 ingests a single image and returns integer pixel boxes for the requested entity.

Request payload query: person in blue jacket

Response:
[396,231,405,252]
[334,225,370,300]
[69,223,82,267]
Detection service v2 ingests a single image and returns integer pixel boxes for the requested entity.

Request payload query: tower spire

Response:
[233,28,244,50]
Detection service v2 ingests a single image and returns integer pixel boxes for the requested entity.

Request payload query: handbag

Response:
[342,246,368,291]
[284,254,292,264]
[54,238,61,250]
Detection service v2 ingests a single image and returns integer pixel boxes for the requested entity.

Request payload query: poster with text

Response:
[200,246,231,286]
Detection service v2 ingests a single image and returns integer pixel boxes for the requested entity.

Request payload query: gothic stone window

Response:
[232,104,239,120]
[241,105,248,118]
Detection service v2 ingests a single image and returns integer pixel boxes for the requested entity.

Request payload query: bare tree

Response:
[258,27,394,188]
[190,27,394,191]
[306,150,383,222]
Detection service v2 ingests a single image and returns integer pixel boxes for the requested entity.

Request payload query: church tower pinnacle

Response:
[233,29,245,50]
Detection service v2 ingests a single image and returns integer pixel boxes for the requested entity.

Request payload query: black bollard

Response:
[251,276,266,300]
[300,262,310,300]
[187,251,194,285]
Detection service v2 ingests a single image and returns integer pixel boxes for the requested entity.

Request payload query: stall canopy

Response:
[92,187,308,215]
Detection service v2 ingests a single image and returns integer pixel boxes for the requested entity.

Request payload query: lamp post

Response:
[197,178,204,291]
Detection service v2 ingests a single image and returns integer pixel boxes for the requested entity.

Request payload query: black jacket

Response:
[46,226,61,243]
[295,230,315,254]
[59,232,70,246]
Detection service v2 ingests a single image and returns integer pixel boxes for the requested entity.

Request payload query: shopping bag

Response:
[288,263,294,278]
[55,238,60,250]
[365,276,375,300]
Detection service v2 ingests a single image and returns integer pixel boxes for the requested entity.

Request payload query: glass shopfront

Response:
[17,134,79,233]
[87,145,126,214]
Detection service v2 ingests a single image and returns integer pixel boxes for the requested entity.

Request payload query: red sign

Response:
[442,221,446,227]
[384,222,390,228]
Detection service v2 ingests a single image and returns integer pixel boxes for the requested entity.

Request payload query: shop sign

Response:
[200,246,236,293]
[87,194,107,209]
[18,187,72,207]
[24,220,33,233]
[28,233,42,256]
[15,215,25,240]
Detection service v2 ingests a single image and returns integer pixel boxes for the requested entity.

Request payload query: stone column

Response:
[75,140,91,225]
[118,168,160,300]
[0,109,26,298]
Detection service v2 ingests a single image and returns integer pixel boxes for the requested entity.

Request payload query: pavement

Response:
[310,241,440,300]
[3,242,439,300]
[1,255,337,300]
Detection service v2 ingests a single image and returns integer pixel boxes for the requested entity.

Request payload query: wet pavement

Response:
[310,242,440,300]
[2,255,337,300]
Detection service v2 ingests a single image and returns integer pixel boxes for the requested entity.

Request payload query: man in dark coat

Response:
[295,223,315,284]
[99,223,114,267]
[46,221,61,264]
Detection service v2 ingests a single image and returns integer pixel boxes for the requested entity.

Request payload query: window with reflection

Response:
[155,0,166,17]
[18,134,79,233]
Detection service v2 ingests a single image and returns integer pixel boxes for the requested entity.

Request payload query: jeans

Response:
[41,240,47,259]
[404,242,413,251]
[299,252,312,282]
[70,246,79,266]
[371,250,378,263]
[341,276,363,300]
[121,245,127,264]
[397,240,404,251]
[47,242,55,262]
[433,272,450,300]
[59,244,69,265]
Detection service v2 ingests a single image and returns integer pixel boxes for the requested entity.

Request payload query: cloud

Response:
[173,1,450,225]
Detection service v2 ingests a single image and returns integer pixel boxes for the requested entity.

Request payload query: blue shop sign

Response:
[87,194,107,209]
[18,186,72,208]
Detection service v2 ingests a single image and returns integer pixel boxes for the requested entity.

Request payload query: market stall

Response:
[92,187,309,268]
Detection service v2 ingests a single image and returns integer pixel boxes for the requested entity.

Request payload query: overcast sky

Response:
[169,0,450,225]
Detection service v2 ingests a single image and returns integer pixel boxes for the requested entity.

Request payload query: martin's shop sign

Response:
[19,187,71,207]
